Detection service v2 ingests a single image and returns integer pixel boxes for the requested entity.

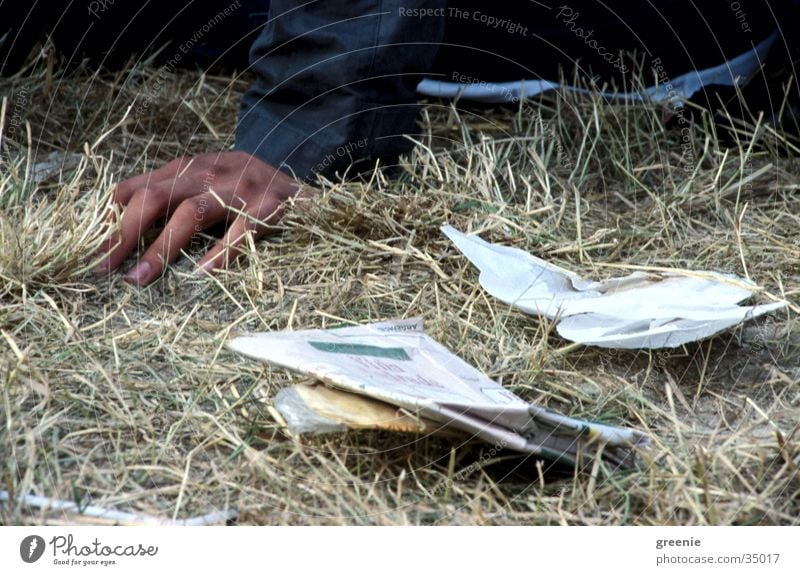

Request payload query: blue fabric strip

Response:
[416,31,777,104]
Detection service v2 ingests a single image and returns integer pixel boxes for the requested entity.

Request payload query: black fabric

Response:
[0,3,54,76]
[432,1,789,85]
[38,0,262,70]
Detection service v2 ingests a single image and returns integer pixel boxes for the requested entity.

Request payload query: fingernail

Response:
[124,261,152,285]
[194,260,215,276]
[92,259,110,276]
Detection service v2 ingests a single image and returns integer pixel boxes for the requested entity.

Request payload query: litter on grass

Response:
[29,152,83,185]
[1,151,85,186]
[0,490,237,526]
[228,318,648,469]
[442,225,786,350]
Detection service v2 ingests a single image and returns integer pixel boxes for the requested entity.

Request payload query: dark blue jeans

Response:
[3,1,794,180]
[2,1,791,78]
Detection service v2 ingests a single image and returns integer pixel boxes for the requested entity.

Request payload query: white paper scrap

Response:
[442,225,786,349]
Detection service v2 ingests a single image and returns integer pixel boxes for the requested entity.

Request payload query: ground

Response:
[1,59,798,525]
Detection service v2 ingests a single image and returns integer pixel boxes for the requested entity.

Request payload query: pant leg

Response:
[433,0,794,86]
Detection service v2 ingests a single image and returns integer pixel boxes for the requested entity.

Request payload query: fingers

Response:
[112,158,193,206]
[124,192,227,285]
[195,196,283,275]
[96,178,198,275]
[96,159,198,273]
[94,152,302,286]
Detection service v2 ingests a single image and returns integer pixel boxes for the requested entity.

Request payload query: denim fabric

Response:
[235,0,792,181]
[1,2,794,182]
[234,0,446,181]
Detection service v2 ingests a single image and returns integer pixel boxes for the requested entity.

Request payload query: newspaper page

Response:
[229,318,648,468]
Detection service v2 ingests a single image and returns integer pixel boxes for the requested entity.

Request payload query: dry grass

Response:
[1,58,798,526]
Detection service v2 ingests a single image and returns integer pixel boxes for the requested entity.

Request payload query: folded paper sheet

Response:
[443,225,786,349]
[229,318,648,468]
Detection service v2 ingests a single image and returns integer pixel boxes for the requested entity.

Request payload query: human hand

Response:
[94,151,301,286]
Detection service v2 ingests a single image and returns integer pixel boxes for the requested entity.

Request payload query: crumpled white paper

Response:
[443,225,786,349]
